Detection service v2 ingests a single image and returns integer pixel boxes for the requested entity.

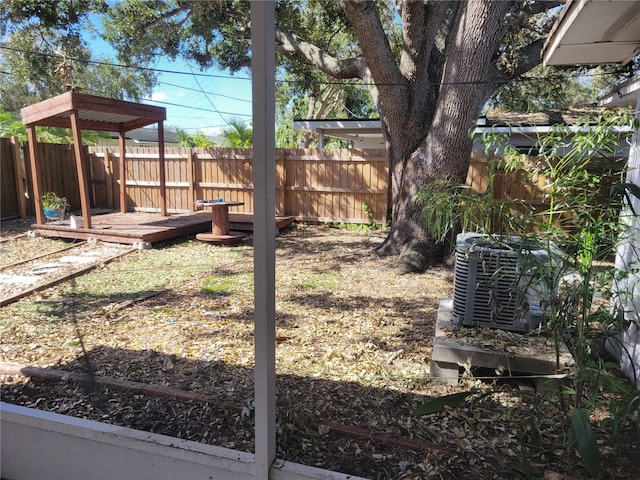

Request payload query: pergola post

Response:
[119,126,127,214]
[158,121,167,216]
[252,1,276,477]
[27,125,44,225]
[70,110,92,229]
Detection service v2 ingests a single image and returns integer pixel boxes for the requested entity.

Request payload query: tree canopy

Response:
[0,0,155,111]
[175,128,215,148]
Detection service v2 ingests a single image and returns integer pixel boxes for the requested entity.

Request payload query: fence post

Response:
[276,149,285,215]
[11,137,27,218]
[187,148,195,212]
[86,145,97,209]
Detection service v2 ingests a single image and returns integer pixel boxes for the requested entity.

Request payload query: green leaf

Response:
[570,408,601,479]
[413,391,492,416]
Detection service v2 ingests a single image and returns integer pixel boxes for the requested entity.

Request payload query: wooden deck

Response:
[32,211,294,246]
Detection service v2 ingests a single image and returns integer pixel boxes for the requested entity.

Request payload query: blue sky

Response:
[144,56,253,137]
[86,29,253,138]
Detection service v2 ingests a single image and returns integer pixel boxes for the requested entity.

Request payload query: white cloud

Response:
[151,91,169,102]
[196,126,225,138]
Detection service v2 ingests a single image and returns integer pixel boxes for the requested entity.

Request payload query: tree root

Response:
[395,247,428,274]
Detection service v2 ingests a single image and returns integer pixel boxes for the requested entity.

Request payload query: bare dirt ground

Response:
[1,218,638,479]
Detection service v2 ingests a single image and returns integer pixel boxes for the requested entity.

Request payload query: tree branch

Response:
[521,0,564,16]
[404,1,451,127]
[274,28,368,80]
[400,1,426,80]
[340,0,405,88]
[483,37,546,99]
[141,4,191,30]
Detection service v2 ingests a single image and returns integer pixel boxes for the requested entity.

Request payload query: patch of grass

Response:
[326,222,381,232]
[300,271,342,290]
[75,270,171,294]
[152,306,177,315]
[201,276,237,297]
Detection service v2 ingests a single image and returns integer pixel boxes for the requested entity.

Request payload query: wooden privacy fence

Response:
[1,137,23,219]
[284,149,388,223]
[1,140,390,225]
[87,146,389,223]
[1,139,623,226]
[465,149,625,205]
[1,139,91,219]
[465,149,626,234]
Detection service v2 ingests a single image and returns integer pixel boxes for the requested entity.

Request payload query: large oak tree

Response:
[335,1,560,272]
[7,0,564,271]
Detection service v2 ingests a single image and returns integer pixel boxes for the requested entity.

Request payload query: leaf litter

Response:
[0,219,638,479]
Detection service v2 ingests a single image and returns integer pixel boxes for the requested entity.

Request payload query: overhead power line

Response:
[3,43,631,90]
[144,97,251,118]
[66,87,250,118]
[185,61,235,128]
[157,80,251,103]
[0,45,252,81]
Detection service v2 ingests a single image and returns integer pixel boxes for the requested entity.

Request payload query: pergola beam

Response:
[21,92,165,129]
[23,117,159,132]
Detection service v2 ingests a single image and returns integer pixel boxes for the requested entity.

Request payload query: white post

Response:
[252,1,276,478]
[612,91,640,387]
[317,128,325,149]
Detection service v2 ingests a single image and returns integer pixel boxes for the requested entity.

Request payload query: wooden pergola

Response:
[21,92,167,230]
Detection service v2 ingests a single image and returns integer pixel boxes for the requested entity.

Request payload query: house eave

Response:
[597,75,640,108]
[542,0,640,66]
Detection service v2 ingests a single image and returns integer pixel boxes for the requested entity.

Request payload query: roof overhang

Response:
[21,91,166,132]
[597,74,640,107]
[294,118,608,143]
[293,119,384,145]
[543,0,640,66]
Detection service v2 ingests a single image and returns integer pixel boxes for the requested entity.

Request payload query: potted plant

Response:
[41,192,69,220]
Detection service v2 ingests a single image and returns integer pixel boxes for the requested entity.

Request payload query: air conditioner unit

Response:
[452,233,556,333]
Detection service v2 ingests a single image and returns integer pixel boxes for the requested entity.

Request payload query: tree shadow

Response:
[4,224,619,478]
[282,291,439,354]
[0,343,563,479]
[276,227,385,269]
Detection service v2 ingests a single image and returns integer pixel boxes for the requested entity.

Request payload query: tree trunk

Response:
[377,117,476,273]
[375,0,512,273]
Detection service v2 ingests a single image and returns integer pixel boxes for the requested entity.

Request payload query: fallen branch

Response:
[0,233,28,244]
[318,419,446,452]
[1,361,446,454]
[105,290,167,317]
[0,361,244,410]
